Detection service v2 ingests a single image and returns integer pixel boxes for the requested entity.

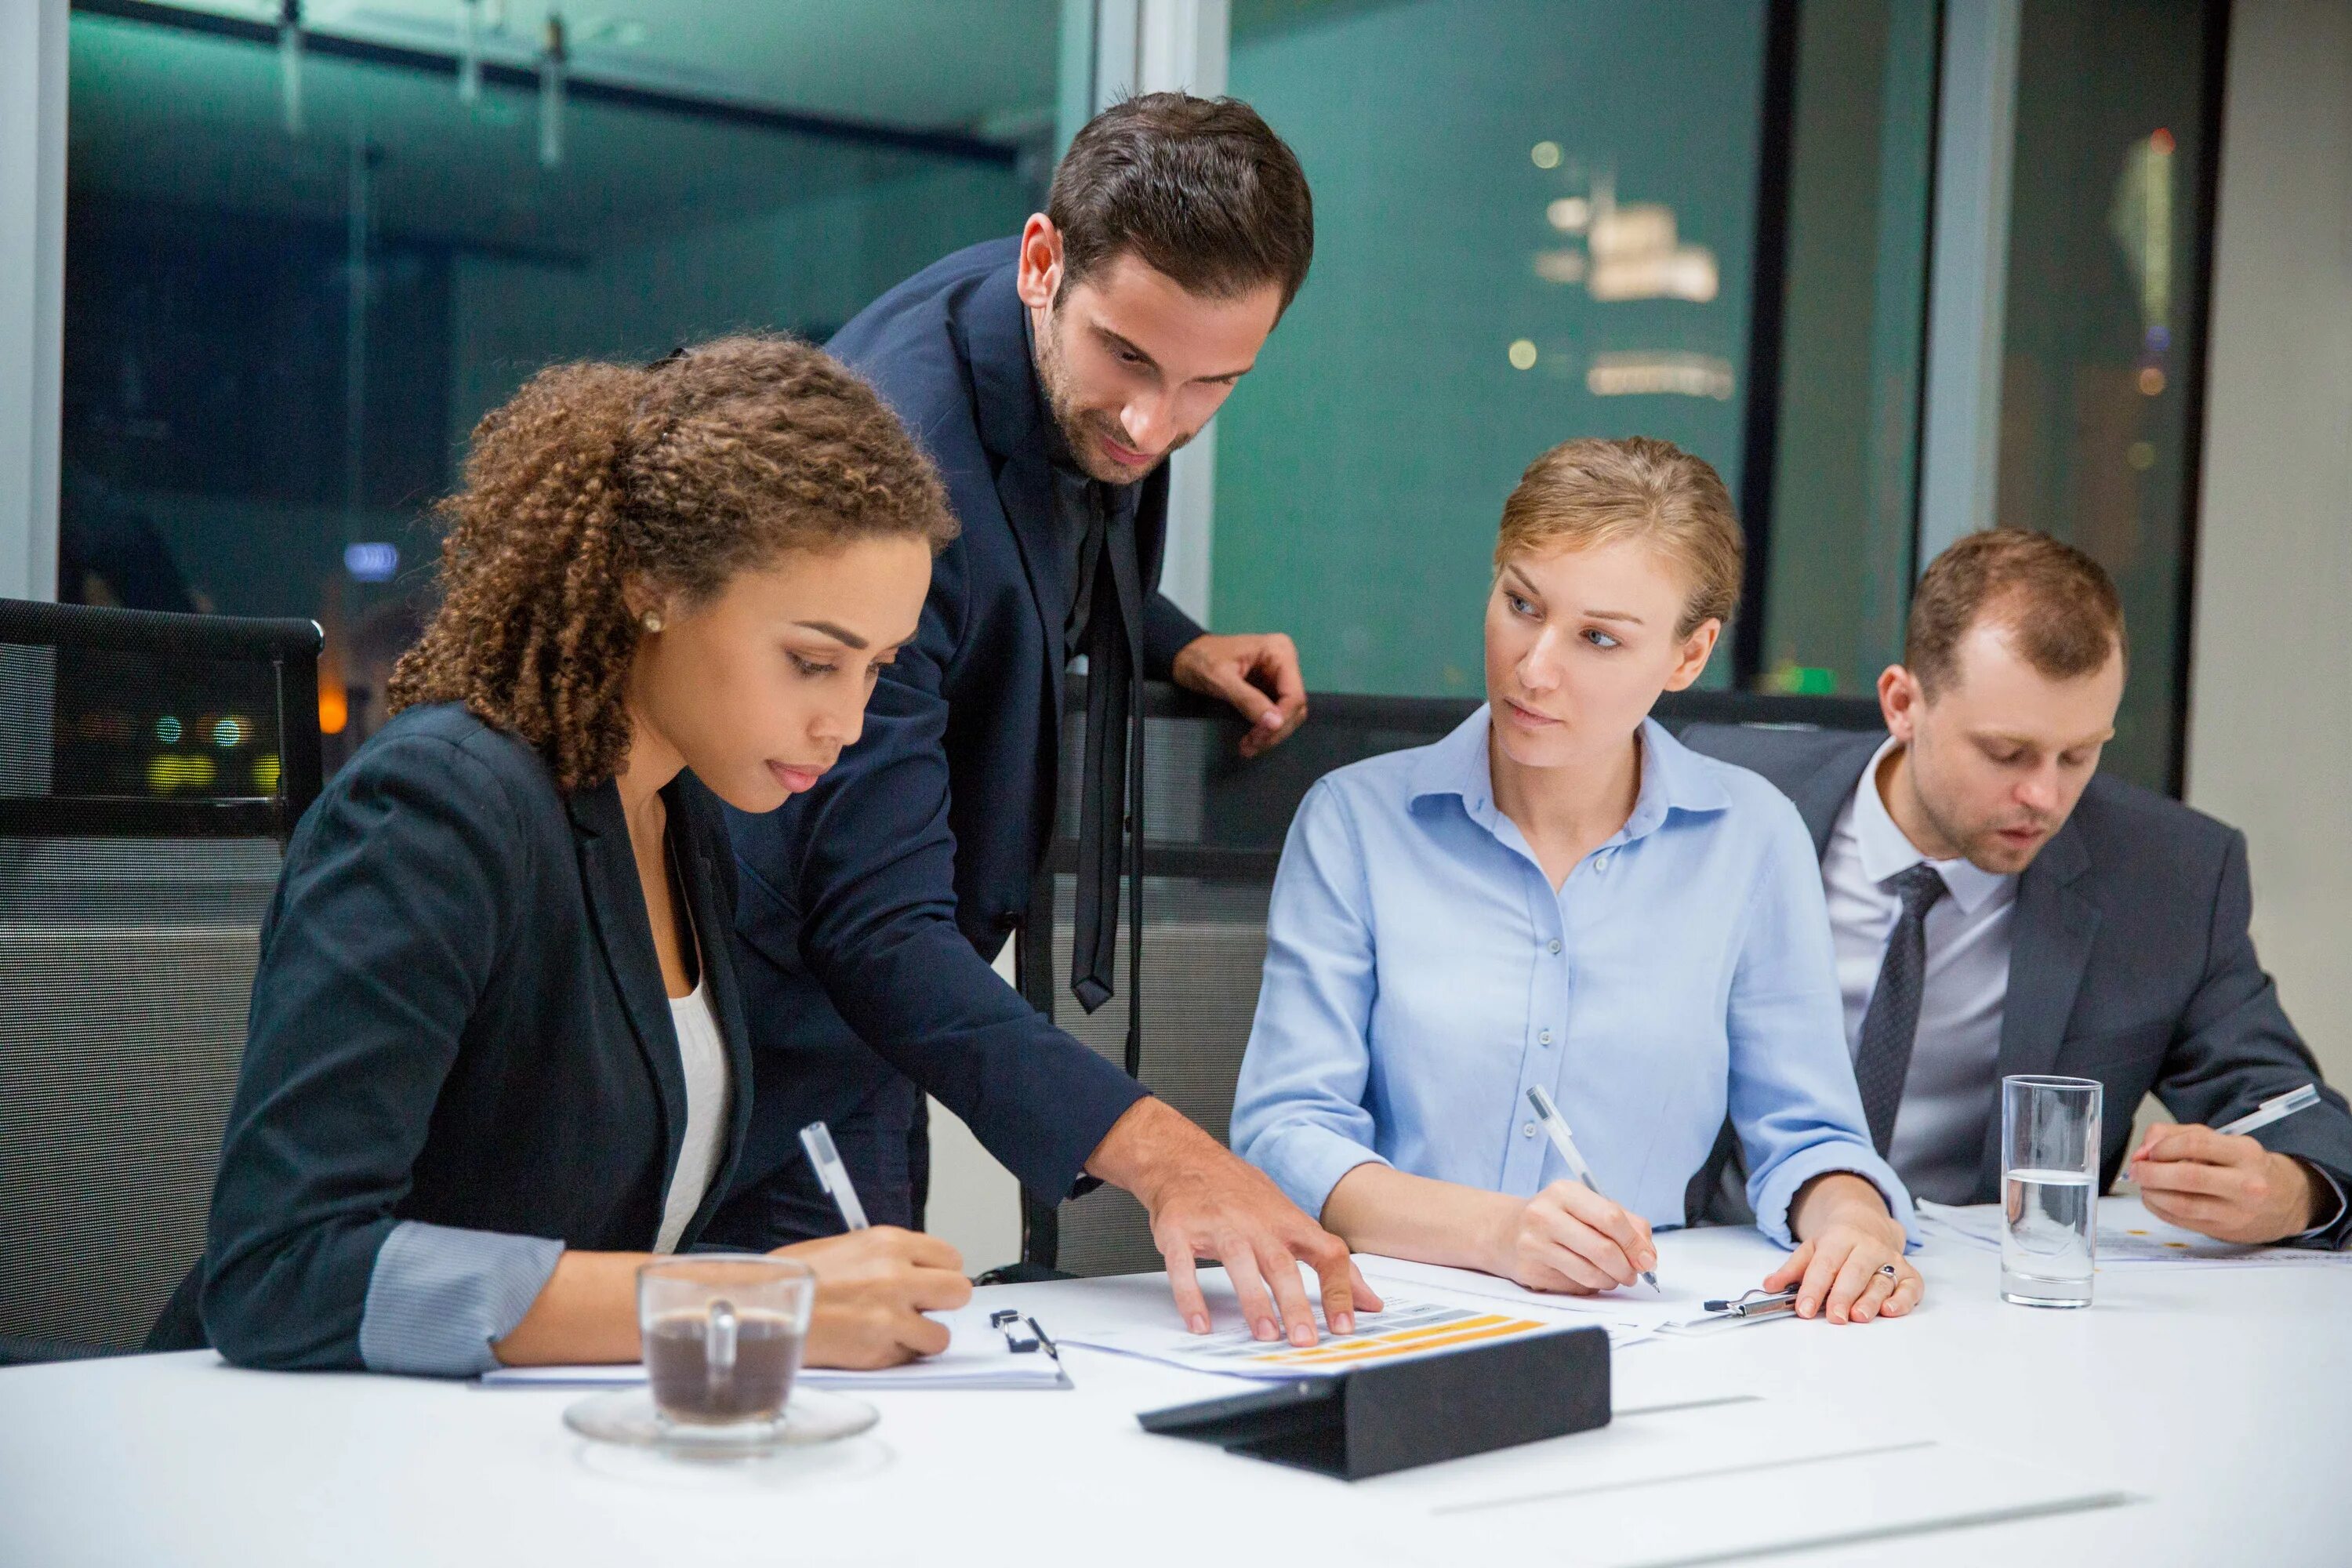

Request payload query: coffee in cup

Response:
[637,1256,815,1430]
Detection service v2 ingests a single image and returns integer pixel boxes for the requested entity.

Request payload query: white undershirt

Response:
[653,866,731,1255]
[655,981,730,1253]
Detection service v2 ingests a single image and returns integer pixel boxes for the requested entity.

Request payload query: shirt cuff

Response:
[1748,1138,1919,1251]
[358,1220,565,1377]
[2292,1163,2349,1245]
[1247,1124,1390,1223]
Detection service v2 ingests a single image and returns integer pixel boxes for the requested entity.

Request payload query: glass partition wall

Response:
[61,0,1057,770]
[60,0,2219,793]
[1214,0,1769,699]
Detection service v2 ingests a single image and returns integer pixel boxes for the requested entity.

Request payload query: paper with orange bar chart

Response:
[1063,1294,1644,1381]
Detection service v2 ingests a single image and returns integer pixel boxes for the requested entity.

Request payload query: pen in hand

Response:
[1525,1085,1660,1291]
[2214,1083,2320,1139]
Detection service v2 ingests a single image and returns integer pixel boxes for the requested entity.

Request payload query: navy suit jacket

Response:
[201,703,756,1368]
[714,238,1206,1242]
[1680,723,2352,1245]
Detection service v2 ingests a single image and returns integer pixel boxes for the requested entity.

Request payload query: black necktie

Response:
[1853,863,1948,1156]
[1069,487,1145,1076]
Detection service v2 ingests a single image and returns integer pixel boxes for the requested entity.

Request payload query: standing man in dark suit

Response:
[1685,529,2351,1246]
[716,94,1378,1345]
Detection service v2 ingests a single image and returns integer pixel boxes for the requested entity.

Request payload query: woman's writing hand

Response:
[775,1227,971,1367]
[1488,1180,1657,1294]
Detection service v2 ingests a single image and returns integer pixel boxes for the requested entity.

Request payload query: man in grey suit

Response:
[1686,529,2351,1247]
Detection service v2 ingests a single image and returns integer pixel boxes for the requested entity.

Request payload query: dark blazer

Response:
[1680,722,2352,1245]
[713,238,1200,1241]
[200,703,756,1368]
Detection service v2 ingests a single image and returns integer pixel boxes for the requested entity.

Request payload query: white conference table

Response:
[2,1217,2346,1568]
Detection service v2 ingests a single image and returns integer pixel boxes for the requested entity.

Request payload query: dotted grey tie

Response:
[1853,863,1949,1156]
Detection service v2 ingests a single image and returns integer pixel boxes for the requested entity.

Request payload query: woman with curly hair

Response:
[200,336,973,1374]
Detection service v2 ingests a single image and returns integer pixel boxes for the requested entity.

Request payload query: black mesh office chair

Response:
[0,600,323,1363]
[1014,678,1883,1276]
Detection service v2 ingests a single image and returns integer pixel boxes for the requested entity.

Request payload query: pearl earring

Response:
[641,611,664,633]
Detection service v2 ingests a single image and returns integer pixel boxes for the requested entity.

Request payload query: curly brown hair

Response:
[388,334,956,789]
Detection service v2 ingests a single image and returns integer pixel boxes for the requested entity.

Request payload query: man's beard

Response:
[1033,319,1193,485]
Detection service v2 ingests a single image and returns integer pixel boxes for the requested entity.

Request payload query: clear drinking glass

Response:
[637,1255,815,1428]
[2001,1075,2103,1307]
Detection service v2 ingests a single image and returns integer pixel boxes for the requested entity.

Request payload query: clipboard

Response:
[1136,1323,1609,1480]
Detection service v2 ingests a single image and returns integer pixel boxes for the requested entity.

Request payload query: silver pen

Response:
[2216,1083,2320,1138]
[799,1120,870,1232]
[1525,1084,1660,1290]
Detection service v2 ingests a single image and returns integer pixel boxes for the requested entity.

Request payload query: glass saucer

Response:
[564,1386,879,1459]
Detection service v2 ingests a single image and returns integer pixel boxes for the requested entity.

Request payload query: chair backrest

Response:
[1015,680,1884,1275]
[0,600,322,1363]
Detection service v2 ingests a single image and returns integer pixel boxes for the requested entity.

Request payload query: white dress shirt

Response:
[1822,739,2018,1203]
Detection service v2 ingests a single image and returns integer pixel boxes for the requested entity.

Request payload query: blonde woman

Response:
[1232,437,1922,1325]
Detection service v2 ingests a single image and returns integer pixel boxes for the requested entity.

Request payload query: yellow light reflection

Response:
[148,753,220,794]
[1508,339,1539,371]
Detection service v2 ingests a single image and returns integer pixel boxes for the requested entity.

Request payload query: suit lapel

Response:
[1974,822,2100,1199]
[962,262,1069,730]
[565,782,688,1194]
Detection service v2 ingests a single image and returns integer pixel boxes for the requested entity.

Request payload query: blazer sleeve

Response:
[2153,828,2352,1247]
[756,561,1149,1202]
[201,732,560,1370]
[1142,589,1207,681]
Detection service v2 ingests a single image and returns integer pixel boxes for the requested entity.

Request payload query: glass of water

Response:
[2001,1075,2103,1307]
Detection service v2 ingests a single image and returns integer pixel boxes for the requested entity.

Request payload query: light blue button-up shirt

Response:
[1232,708,1916,1248]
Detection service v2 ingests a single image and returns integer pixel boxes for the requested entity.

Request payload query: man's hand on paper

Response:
[2128,1122,2324,1243]
[1769,1173,1922,1325]
[1486,1179,1657,1294]
[1087,1096,1381,1345]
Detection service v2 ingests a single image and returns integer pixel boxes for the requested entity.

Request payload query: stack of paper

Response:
[1918,1194,2352,1269]
[477,1301,1070,1392]
[1062,1294,1583,1380]
[1353,1254,1799,1341]
[1061,1249,1817,1380]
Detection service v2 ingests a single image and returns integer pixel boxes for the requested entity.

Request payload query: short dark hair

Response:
[1047,92,1314,312]
[1905,528,2128,697]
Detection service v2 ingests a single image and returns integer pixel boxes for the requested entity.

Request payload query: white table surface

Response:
[2,1214,2346,1568]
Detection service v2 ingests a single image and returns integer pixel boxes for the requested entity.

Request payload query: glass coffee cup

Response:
[637,1255,816,1428]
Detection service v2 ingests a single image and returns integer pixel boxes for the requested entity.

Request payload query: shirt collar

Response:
[1849,735,2013,914]
[1409,706,1730,844]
